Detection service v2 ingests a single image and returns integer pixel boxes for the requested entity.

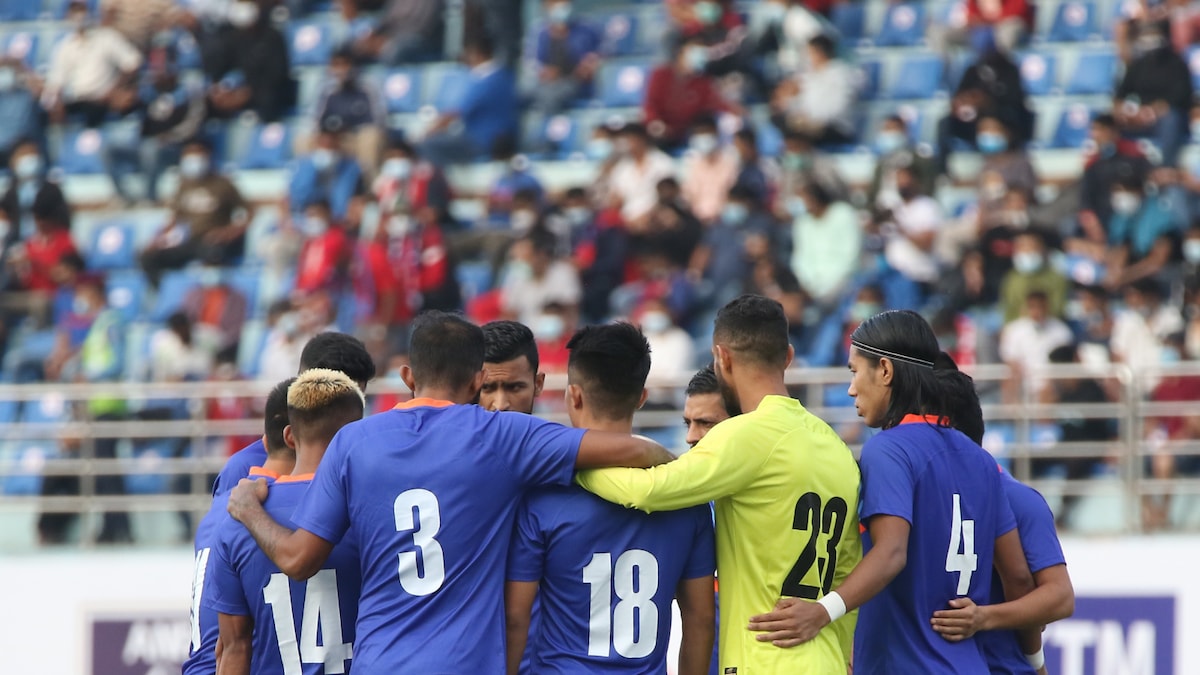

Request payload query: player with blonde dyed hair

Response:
[206,369,367,675]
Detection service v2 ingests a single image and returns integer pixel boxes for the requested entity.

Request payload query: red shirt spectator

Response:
[373,146,453,215]
[21,226,76,292]
[644,39,732,147]
[967,0,1033,28]
[358,210,454,324]
[296,226,351,294]
[1152,374,1200,439]
[667,0,742,39]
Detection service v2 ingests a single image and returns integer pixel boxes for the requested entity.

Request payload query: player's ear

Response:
[566,383,584,412]
[283,425,296,450]
[713,344,731,375]
[878,356,894,387]
[400,365,416,393]
[784,344,795,369]
[534,371,545,398]
[636,388,648,410]
[471,368,486,395]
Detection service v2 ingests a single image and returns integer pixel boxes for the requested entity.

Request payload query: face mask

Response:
[875,130,907,155]
[69,14,90,32]
[386,215,412,238]
[1111,192,1141,216]
[14,154,41,181]
[277,312,299,337]
[510,210,537,232]
[507,260,533,282]
[564,206,591,227]
[684,46,708,73]
[548,2,572,25]
[1136,35,1166,54]
[976,131,1008,155]
[586,137,613,161]
[782,152,808,172]
[1161,346,1182,365]
[72,295,92,315]
[228,2,260,28]
[382,157,413,180]
[1191,120,1200,143]
[1097,141,1117,159]
[849,301,880,323]
[689,133,718,155]
[311,149,335,172]
[0,68,16,92]
[199,267,222,288]
[980,181,1007,202]
[1012,251,1044,274]
[640,310,671,334]
[303,215,329,237]
[721,202,748,225]
[785,195,807,218]
[533,313,565,341]
[1184,239,1200,264]
[694,1,721,25]
[179,154,209,179]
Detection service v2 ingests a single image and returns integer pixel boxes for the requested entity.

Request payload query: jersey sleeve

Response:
[202,529,250,617]
[497,413,586,488]
[575,417,771,513]
[681,506,716,580]
[992,467,1018,537]
[1011,482,1064,573]
[858,435,916,524]
[290,430,353,545]
[506,495,548,582]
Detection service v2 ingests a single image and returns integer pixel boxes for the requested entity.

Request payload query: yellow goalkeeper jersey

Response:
[577,395,862,674]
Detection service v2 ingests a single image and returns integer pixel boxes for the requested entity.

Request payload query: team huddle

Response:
[182,295,1074,675]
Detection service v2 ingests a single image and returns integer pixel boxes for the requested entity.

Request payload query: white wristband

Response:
[816,591,847,622]
[1025,646,1045,670]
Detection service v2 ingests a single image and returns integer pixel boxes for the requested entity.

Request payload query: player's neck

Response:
[734,370,789,414]
[261,452,296,476]
[576,412,633,434]
[412,385,475,405]
[292,442,330,476]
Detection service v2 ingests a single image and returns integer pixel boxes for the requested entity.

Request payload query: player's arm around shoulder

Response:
[226,477,334,580]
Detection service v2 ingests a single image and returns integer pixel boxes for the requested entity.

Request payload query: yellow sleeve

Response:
[576,418,770,513]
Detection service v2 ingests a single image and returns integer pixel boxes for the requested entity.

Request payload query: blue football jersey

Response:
[979,471,1066,674]
[508,485,715,674]
[212,438,268,496]
[185,467,277,675]
[205,476,362,675]
[854,416,1017,675]
[289,399,586,671]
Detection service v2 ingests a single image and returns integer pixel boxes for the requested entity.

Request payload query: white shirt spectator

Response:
[999,316,1074,394]
[775,6,825,75]
[148,329,210,382]
[885,195,942,283]
[791,201,862,304]
[644,320,694,405]
[790,58,857,136]
[1112,309,1166,388]
[43,27,142,106]
[501,259,582,326]
[609,149,675,224]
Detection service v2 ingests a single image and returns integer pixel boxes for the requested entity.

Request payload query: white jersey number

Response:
[189,547,211,653]
[262,569,353,675]
[582,549,660,659]
[394,488,446,595]
[945,493,978,595]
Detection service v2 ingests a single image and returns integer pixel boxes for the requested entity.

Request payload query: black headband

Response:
[850,340,935,369]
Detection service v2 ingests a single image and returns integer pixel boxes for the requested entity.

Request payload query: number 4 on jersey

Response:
[945,493,977,596]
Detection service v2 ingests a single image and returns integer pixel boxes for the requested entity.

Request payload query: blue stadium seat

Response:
[598,13,639,56]
[428,64,472,111]
[756,121,784,158]
[0,0,41,22]
[124,441,172,495]
[830,2,865,43]
[456,261,493,301]
[239,122,293,170]
[237,319,269,377]
[106,269,147,323]
[20,393,69,425]
[1051,103,1094,148]
[1018,51,1057,96]
[349,16,378,42]
[874,3,926,48]
[288,21,333,67]
[1064,50,1116,95]
[597,61,650,108]
[87,221,136,270]
[57,0,97,18]
[225,266,261,315]
[857,60,881,101]
[150,269,199,322]
[175,31,202,70]
[887,54,943,99]
[382,68,422,114]
[538,113,582,158]
[1047,1,1097,42]
[58,128,106,175]
[2,441,58,496]
[2,30,38,67]
[1188,46,1200,91]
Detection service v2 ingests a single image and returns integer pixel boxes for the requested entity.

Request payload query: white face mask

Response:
[510,210,537,232]
[1111,192,1141,216]
[533,313,565,341]
[382,157,413,180]
[311,148,336,172]
[14,154,41,181]
[1184,239,1200,264]
[198,267,222,288]
[228,2,260,28]
[689,133,718,155]
[0,68,16,92]
[1011,251,1044,275]
[303,215,329,238]
[386,215,412,238]
[179,154,209,179]
[640,310,671,334]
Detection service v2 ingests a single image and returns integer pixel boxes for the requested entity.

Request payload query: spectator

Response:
[770,34,856,146]
[936,49,1033,174]
[1070,174,1181,289]
[181,265,248,364]
[608,123,676,228]
[929,0,1032,57]
[13,191,79,299]
[881,165,944,308]
[975,114,1038,224]
[637,296,695,392]
[42,0,142,128]
[1181,225,1200,295]
[999,290,1074,401]
[1,141,70,242]
[101,0,176,53]
[373,137,452,217]
[566,187,629,323]
[745,243,814,356]
[501,227,582,326]
[999,231,1070,323]
[1077,113,1153,245]
[353,0,444,65]
[206,0,294,123]
[633,178,704,273]
[667,0,742,43]
[752,0,825,78]
[486,149,545,227]
[868,115,936,216]
[530,301,576,372]
[421,35,518,166]
[289,127,366,221]
[689,184,774,306]
[680,116,738,223]
[293,200,353,296]
[1145,333,1200,530]
[731,125,775,206]
[643,36,734,150]
[789,180,861,308]
[311,47,387,178]
[1114,24,1193,167]
[0,60,44,169]
[1111,279,1173,379]
[151,311,211,383]
[141,139,252,288]
[781,128,849,209]
[529,0,603,116]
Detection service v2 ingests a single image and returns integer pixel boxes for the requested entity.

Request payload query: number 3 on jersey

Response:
[582,550,660,659]
[395,488,446,595]
[945,493,977,595]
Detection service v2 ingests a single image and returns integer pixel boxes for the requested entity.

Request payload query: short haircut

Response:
[386,134,415,155]
[299,332,377,389]
[685,365,719,397]
[1025,290,1049,304]
[1048,344,1078,364]
[713,295,790,368]
[727,183,756,202]
[564,187,588,201]
[619,122,648,139]
[286,369,365,446]
[264,378,296,455]
[526,226,557,257]
[567,322,652,421]
[409,311,485,390]
[809,34,836,58]
[483,320,540,371]
[464,34,495,57]
[1093,113,1117,130]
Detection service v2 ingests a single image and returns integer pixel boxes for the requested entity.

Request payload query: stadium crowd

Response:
[1,0,1200,542]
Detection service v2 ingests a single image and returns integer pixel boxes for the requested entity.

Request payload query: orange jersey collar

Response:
[899,413,948,426]
[394,398,455,410]
[248,466,280,479]
[277,473,315,483]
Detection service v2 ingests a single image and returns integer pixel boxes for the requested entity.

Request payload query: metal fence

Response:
[2,360,1198,548]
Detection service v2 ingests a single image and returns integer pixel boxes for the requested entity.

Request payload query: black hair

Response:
[656,176,680,192]
[182,136,212,153]
[734,125,757,147]
[408,311,484,391]
[691,115,718,132]
[525,226,557,257]
[298,332,377,390]
[1113,174,1144,192]
[483,320,540,371]
[808,34,836,59]
[933,351,984,445]
[264,377,296,455]
[713,295,790,368]
[802,180,834,209]
[1025,289,1049,304]
[386,134,415,155]
[882,113,906,128]
[464,33,495,58]
[566,322,651,421]
[512,187,540,205]
[685,365,719,397]
[1129,276,1163,299]
[166,311,192,347]
[330,45,356,64]
[849,310,947,430]
[563,187,588,201]
[304,198,331,213]
[727,183,757,203]
[1092,113,1117,130]
[619,122,648,139]
[32,188,69,224]
[1048,344,1078,364]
